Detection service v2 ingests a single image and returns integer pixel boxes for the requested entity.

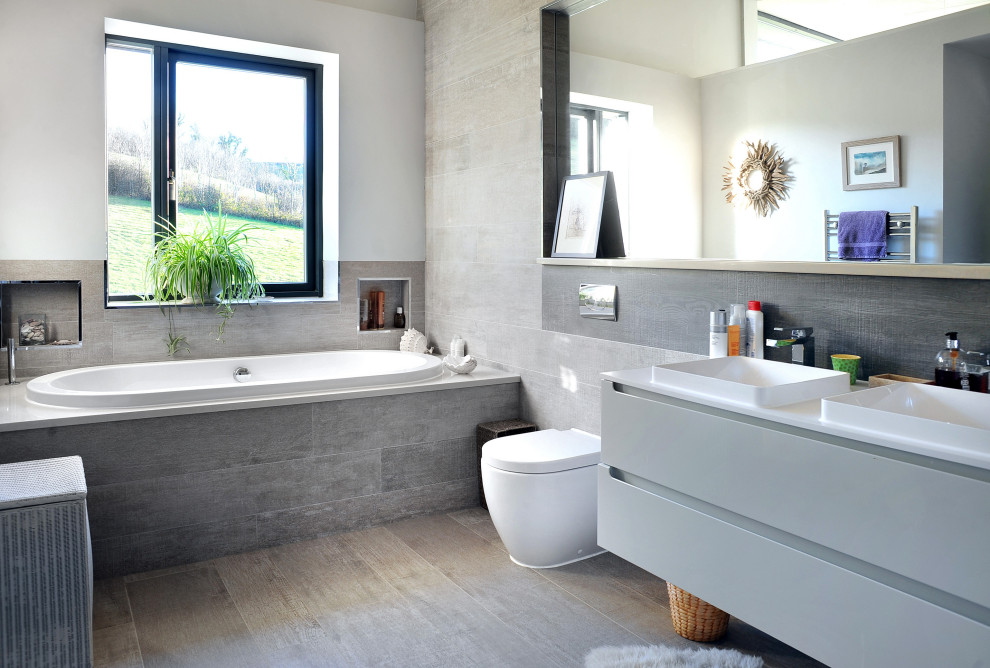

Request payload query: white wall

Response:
[569,0,742,78]
[570,52,702,258]
[700,6,990,262]
[0,0,425,262]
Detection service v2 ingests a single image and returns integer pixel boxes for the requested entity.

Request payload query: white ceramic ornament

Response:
[399,328,429,354]
[443,354,477,374]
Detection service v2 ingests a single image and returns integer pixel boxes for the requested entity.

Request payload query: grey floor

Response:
[92,508,826,667]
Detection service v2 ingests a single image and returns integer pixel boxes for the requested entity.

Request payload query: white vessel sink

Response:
[650,356,851,408]
[821,383,990,456]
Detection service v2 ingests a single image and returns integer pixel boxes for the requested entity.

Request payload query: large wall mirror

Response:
[541,0,990,276]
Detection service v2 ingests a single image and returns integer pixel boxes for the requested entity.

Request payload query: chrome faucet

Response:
[6,338,17,385]
[766,327,815,366]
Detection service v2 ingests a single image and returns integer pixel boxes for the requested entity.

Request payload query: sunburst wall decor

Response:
[721,140,790,217]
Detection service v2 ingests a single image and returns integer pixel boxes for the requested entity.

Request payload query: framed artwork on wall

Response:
[551,171,625,258]
[841,135,901,191]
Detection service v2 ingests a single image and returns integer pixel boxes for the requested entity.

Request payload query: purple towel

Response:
[838,210,888,261]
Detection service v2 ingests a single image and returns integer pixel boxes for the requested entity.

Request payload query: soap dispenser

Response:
[935,332,969,390]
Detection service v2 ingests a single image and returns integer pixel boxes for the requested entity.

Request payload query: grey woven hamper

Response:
[1,456,93,668]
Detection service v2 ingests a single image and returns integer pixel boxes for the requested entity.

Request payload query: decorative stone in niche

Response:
[0,281,82,349]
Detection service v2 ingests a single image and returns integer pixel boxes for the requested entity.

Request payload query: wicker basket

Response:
[666,582,730,642]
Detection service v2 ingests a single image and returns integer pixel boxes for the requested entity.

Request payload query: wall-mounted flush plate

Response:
[579,283,616,320]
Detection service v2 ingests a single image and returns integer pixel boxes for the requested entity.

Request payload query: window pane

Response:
[106,44,154,297]
[599,110,629,245]
[570,114,590,175]
[175,62,307,283]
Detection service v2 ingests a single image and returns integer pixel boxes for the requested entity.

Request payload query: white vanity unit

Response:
[599,358,990,668]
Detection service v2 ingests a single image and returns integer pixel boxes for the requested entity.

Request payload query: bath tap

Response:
[765,327,815,366]
[6,338,17,385]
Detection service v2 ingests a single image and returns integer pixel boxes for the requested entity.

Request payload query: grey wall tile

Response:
[422,0,541,71]
[256,494,381,548]
[1,404,315,485]
[376,478,479,524]
[543,265,990,382]
[313,392,442,454]
[91,516,258,579]
[426,114,540,178]
[436,384,521,440]
[426,12,540,93]
[426,159,542,229]
[427,51,540,145]
[382,437,475,492]
[86,449,381,539]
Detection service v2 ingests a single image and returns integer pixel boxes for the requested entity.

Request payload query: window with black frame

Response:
[105,37,322,301]
[569,103,628,177]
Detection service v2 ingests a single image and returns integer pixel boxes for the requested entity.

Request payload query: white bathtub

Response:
[26,350,443,409]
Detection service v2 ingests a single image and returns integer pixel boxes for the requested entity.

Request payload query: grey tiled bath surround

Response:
[0,383,519,578]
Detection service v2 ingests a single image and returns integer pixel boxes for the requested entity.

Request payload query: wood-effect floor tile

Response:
[214,550,325,651]
[266,534,443,666]
[126,566,263,668]
[344,525,561,666]
[103,507,826,668]
[92,623,144,668]
[92,577,132,630]
[385,513,548,618]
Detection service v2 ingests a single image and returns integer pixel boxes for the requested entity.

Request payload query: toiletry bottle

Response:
[376,291,386,329]
[745,301,764,359]
[709,310,728,358]
[393,306,406,329]
[935,332,969,390]
[728,304,745,356]
[450,335,466,359]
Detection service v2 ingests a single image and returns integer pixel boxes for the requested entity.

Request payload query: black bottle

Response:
[935,332,969,390]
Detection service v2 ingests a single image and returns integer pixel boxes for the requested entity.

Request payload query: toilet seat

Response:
[482,428,600,474]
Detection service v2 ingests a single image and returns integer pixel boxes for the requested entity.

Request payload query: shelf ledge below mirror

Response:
[538,257,990,279]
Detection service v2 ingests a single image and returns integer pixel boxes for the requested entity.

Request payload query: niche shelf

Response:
[0,280,83,350]
[357,277,411,333]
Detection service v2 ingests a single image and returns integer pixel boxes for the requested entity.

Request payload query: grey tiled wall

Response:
[0,259,425,380]
[421,2,989,437]
[0,383,519,577]
[543,265,990,381]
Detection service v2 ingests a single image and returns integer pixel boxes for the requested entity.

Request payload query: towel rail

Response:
[824,206,917,263]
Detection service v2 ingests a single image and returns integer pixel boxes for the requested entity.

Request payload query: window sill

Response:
[106,296,339,309]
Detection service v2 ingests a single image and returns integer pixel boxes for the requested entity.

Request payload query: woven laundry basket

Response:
[666,582,730,642]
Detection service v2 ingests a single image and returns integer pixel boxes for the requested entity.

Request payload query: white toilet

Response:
[481,428,605,568]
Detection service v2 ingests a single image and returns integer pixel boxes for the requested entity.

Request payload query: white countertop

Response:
[602,367,990,472]
[0,366,520,433]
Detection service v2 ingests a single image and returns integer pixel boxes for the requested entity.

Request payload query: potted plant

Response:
[145,204,264,354]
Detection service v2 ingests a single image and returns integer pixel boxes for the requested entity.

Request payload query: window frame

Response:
[569,102,629,175]
[105,34,323,301]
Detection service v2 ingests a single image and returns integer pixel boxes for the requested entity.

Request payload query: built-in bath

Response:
[25,350,444,408]
[0,354,520,578]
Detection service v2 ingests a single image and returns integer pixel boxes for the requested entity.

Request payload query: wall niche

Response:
[0,280,83,349]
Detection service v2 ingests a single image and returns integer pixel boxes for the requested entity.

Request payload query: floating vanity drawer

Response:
[601,380,990,612]
[598,466,990,668]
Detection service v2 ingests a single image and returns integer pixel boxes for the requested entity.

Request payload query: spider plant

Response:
[145,203,264,352]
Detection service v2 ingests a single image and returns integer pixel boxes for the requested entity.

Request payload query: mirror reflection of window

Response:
[569,103,630,246]
[754,12,839,63]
